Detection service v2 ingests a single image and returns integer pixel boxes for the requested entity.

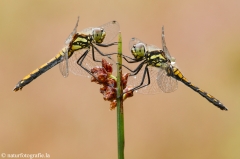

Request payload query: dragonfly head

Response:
[131,43,146,59]
[92,28,106,43]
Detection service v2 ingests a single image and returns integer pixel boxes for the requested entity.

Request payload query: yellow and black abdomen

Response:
[170,66,228,111]
[13,51,65,92]
[13,33,92,92]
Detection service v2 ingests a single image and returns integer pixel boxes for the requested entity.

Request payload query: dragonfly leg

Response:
[93,44,150,90]
[77,50,98,79]
[92,44,138,62]
[122,61,146,75]
[123,56,140,63]
[94,46,137,62]
[121,55,146,74]
[92,46,138,62]
[92,44,139,74]
[126,65,151,93]
[93,44,144,72]
[95,42,118,47]
[92,44,136,63]
[92,44,117,58]
[91,46,102,63]
[119,56,145,75]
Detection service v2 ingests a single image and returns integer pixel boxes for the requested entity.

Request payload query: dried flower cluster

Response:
[91,59,133,110]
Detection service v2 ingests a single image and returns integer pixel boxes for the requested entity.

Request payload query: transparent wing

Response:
[78,27,94,35]
[129,37,145,51]
[129,38,161,52]
[68,48,116,78]
[59,47,69,77]
[99,20,120,44]
[65,16,79,45]
[68,49,93,77]
[146,44,162,52]
[162,26,174,62]
[127,67,163,94]
[79,21,119,44]
[157,68,178,93]
[59,17,79,77]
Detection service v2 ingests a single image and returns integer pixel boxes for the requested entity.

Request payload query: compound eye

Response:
[92,28,105,43]
[135,43,146,53]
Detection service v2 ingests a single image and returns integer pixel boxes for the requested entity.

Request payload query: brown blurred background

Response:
[1,0,240,158]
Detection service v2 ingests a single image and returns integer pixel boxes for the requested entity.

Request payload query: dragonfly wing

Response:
[79,21,119,44]
[78,27,94,35]
[146,44,162,52]
[68,49,91,77]
[59,17,80,77]
[65,17,79,45]
[58,47,69,77]
[129,37,162,53]
[68,48,116,78]
[99,21,120,44]
[157,68,178,93]
[128,67,162,94]
[162,26,174,62]
[129,37,146,51]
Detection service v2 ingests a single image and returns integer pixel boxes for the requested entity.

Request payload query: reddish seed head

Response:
[100,85,107,94]
[106,78,117,88]
[91,59,134,110]
[122,73,130,89]
[123,85,134,99]
[102,59,113,73]
[102,86,117,101]
[110,100,117,110]
[91,67,108,83]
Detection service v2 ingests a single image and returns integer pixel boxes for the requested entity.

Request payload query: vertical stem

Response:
[117,31,124,159]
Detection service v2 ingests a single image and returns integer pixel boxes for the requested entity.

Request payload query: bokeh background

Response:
[1,0,240,158]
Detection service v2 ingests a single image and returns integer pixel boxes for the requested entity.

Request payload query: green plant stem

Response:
[117,31,124,159]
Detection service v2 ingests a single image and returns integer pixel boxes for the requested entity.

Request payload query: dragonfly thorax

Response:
[92,28,106,43]
[71,34,92,51]
[146,50,168,68]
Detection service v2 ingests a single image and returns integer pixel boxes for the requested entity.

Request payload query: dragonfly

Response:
[13,17,119,91]
[122,27,227,111]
